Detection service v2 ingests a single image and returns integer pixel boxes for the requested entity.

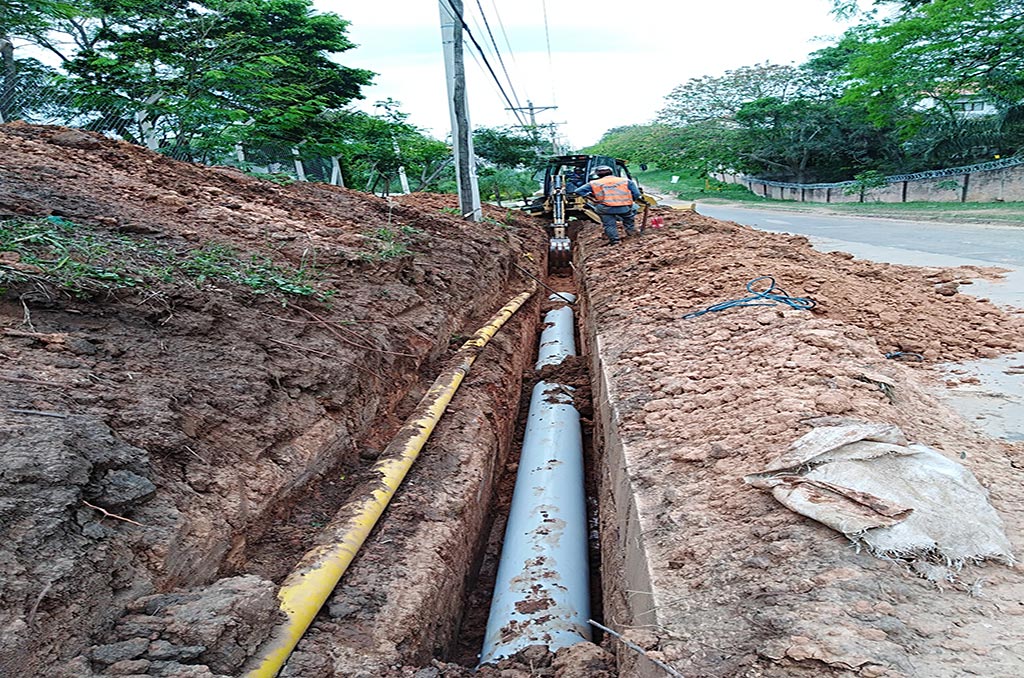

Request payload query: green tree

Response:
[582,124,690,167]
[733,97,901,181]
[0,1,73,121]
[477,166,537,206]
[658,63,836,127]
[14,0,373,158]
[310,105,451,194]
[838,1,1024,124]
[473,126,539,168]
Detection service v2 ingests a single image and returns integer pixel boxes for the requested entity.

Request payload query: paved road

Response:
[694,203,1024,268]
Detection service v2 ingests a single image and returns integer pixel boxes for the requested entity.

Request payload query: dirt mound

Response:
[581,211,1024,677]
[624,208,1024,362]
[0,123,544,676]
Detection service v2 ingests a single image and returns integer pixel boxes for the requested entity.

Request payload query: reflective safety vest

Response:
[589,175,633,206]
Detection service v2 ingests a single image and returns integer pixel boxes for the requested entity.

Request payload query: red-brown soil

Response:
[0,123,545,677]
[6,120,1024,678]
[580,209,1024,678]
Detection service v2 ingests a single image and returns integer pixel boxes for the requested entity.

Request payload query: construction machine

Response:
[521,155,658,271]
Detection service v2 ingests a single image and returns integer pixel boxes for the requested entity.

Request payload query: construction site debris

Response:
[746,421,1014,578]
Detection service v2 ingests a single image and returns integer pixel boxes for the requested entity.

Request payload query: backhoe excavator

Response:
[521,155,657,271]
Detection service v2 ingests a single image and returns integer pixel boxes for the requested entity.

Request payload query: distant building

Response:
[916,95,999,118]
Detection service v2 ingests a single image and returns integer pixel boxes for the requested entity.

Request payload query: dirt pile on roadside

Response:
[582,209,1024,677]
[0,123,544,677]
[611,208,1024,362]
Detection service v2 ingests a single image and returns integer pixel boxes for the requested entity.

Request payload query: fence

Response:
[713,156,1024,204]
[0,73,357,188]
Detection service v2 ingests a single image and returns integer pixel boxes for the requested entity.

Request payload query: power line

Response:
[474,0,523,111]
[489,0,518,67]
[487,0,532,109]
[442,0,528,128]
[461,33,521,128]
[540,0,557,105]
[463,8,512,105]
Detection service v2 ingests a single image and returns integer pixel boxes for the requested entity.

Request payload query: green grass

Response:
[634,168,1024,225]
[804,201,1024,225]
[633,169,763,203]
[359,225,417,261]
[698,196,1024,225]
[0,216,333,299]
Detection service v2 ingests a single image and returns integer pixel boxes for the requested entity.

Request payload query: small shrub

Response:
[843,170,888,196]
[359,225,416,261]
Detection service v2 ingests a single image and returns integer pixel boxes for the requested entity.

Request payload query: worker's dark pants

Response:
[595,205,636,242]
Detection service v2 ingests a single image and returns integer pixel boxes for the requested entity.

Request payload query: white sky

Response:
[315,0,858,149]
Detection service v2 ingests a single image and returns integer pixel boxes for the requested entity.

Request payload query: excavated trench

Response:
[449,272,604,666]
[9,125,1024,678]
[116,239,615,678]
[258,264,619,678]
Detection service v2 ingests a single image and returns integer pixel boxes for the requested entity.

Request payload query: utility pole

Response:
[330,155,345,188]
[506,100,563,155]
[393,138,411,194]
[438,0,481,221]
[507,100,558,130]
[291,146,307,182]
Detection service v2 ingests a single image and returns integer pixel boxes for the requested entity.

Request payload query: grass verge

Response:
[0,216,333,299]
[635,168,1024,225]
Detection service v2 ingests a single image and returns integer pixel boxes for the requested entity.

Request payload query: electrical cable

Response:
[487,0,534,114]
[442,0,528,128]
[489,0,519,67]
[885,351,925,362]
[474,0,523,111]
[539,0,556,105]
[682,276,816,320]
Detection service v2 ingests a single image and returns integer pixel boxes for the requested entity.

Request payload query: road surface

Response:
[694,203,1024,267]
[678,202,1024,308]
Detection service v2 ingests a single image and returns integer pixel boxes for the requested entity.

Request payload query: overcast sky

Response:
[316,1,858,149]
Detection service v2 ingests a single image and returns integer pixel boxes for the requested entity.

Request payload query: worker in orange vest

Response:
[573,165,642,245]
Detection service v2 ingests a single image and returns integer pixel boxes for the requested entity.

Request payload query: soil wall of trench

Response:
[0,123,545,677]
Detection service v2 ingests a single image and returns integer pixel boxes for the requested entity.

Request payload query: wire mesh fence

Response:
[0,72,346,186]
[736,156,1024,190]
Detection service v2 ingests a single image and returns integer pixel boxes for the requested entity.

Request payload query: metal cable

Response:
[474,0,524,111]
[489,0,519,66]
[540,0,556,105]
[442,0,529,128]
[683,276,816,320]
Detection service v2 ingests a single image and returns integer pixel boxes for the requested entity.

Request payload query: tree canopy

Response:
[596,0,1024,183]
[658,63,837,128]
[4,0,374,157]
[472,126,540,168]
[0,0,461,197]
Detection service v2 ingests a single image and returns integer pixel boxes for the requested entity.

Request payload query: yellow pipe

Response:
[243,286,535,678]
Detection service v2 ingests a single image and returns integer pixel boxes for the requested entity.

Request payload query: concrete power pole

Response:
[506,100,562,155]
[439,0,481,221]
[393,138,411,194]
